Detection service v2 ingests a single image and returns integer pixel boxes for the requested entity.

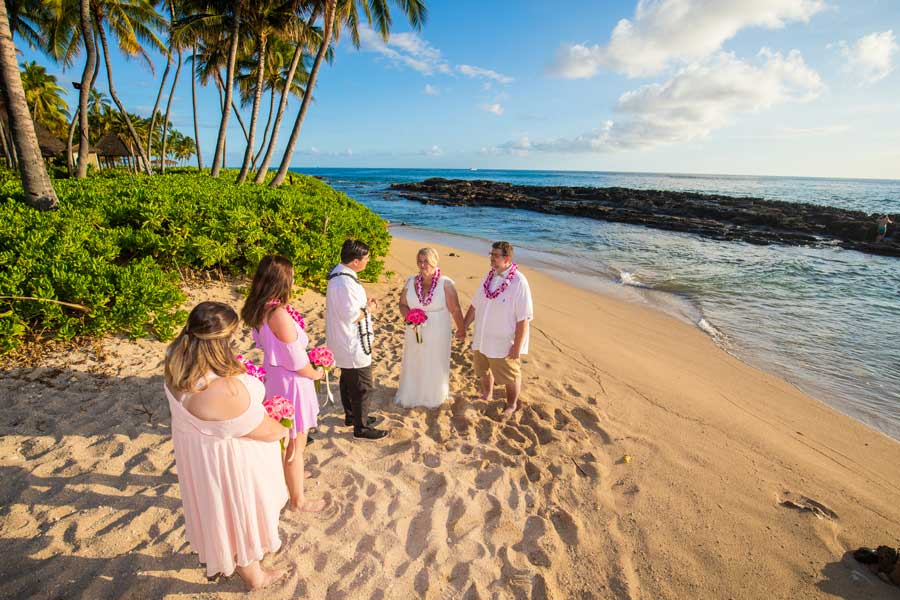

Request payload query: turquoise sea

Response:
[292,168,900,441]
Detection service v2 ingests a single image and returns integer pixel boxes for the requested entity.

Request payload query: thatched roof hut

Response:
[33,122,66,158]
[94,133,132,158]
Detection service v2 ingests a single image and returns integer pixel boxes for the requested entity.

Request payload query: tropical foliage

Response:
[0,169,390,352]
[3,0,430,195]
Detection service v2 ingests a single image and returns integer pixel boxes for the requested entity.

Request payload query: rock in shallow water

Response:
[390,178,900,258]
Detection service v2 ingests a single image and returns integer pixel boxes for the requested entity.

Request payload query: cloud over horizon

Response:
[837,30,898,85]
[548,0,826,79]
[502,49,823,154]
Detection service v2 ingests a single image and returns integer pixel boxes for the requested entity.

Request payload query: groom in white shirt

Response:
[460,241,534,418]
[326,239,387,440]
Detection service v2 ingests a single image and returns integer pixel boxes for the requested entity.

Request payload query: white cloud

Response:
[481,103,505,116]
[357,26,511,87]
[424,83,439,96]
[358,25,450,75]
[549,0,826,78]
[507,49,823,153]
[838,30,898,85]
[421,145,443,156]
[458,64,514,84]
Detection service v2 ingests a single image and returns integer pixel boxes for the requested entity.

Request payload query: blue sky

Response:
[18,0,900,178]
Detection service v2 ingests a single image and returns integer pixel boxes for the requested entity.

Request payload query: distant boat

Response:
[468,168,478,171]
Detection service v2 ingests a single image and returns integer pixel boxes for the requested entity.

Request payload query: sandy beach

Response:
[1,234,899,599]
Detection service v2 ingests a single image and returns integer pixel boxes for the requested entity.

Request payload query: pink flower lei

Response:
[414,268,441,306]
[482,263,518,300]
[265,298,306,329]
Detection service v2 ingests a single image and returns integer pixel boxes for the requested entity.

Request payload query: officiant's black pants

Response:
[339,366,373,430]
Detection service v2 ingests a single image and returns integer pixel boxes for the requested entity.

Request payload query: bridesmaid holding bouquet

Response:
[242,255,326,513]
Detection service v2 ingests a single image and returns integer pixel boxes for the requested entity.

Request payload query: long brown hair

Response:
[241,255,294,330]
[164,301,244,394]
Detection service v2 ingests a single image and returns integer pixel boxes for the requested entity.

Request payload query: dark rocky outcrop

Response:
[389,178,900,257]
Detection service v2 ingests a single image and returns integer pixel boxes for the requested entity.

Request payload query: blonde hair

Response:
[417,247,439,268]
[164,301,244,394]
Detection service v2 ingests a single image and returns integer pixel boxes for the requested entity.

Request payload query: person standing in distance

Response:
[326,239,387,439]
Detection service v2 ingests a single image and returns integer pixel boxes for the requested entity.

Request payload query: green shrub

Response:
[0,170,390,352]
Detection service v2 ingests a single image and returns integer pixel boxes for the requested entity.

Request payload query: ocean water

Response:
[293,168,900,441]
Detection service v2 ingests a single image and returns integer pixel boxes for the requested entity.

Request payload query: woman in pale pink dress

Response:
[242,255,325,513]
[163,301,289,590]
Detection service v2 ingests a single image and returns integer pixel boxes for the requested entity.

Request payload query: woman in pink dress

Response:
[163,301,289,590]
[242,255,326,513]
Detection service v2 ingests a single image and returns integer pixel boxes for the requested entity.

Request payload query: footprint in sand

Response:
[549,508,580,547]
[422,452,441,468]
[570,406,612,445]
[524,460,542,483]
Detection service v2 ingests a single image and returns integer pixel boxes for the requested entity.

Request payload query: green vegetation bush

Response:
[0,169,390,353]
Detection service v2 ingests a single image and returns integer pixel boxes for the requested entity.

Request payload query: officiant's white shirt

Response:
[471,267,533,359]
[326,264,373,369]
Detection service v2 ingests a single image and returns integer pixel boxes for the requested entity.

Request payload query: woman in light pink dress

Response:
[242,255,326,513]
[163,301,289,590]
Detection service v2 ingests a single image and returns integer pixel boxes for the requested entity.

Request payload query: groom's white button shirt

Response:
[326,263,373,369]
[471,267,534,359]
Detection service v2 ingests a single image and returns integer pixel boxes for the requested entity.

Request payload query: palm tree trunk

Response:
[210,0,243,177]
[236,32,268,183]
[253,10,317,184]
[74,0,96,178]
[146,54,171,171]
[191,45,203,170]
[251,86,275,173]
[160,46,183,175]
[69,32,100,175]
[95,12,152,176]
[0,112,13,167]
[0,2,58,209]
[270,0,335,188]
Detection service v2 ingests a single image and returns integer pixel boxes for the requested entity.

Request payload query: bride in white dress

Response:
[395,248,465,408]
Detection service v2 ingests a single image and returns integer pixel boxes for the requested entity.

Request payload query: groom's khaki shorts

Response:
[473,350,521,385]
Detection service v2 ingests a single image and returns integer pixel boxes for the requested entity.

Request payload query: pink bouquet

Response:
[262,394,294,452]
[406,308,427,343]
[236,354,266,382]
[307,346,335,395]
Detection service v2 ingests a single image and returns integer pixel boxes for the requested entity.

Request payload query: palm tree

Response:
[234,0,298,183]
[19,60,70,136]
[91,0,166,175]
[269,0,427,187]
[236,37,310,173]
[252,9,322,183]
[176,1,248,175]
[0,1,58,209]
[189,44,202,169]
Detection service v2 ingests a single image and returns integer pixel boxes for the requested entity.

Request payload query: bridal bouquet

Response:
[308,345,336,403]
[406,308,427,343]
[262,394,294,452]
[236,354,266,382]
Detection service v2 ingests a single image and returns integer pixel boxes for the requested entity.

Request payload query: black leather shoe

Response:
[353,426,387,440]
[305,431,315,445]
[345,415,377,427]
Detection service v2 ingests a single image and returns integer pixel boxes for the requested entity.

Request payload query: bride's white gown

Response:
[395,275,453,409]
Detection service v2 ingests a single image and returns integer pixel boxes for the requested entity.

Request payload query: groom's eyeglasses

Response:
[489,252,506,258]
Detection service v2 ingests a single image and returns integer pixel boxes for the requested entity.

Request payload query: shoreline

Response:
[389,224,898,444]
[1,236,899,598]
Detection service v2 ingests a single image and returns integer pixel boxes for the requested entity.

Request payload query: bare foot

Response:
[502,403,517,419]
[236,564,286,590]
[481,393,493,402]
[288,497,326,513]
